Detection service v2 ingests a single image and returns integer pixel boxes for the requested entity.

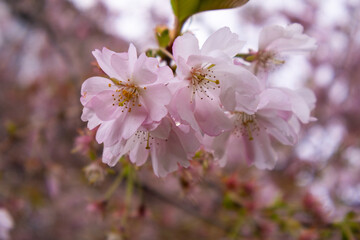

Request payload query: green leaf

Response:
[198,0,249,13]
[171,0,249,23]
[156,28,171,48]
[171,0,200,23]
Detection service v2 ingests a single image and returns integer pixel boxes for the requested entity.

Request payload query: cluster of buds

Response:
[80,23,316,177]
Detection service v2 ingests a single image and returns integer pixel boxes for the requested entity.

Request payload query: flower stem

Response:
[104,170,124,201]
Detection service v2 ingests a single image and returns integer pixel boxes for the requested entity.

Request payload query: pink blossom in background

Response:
[0,209,13,240]
[253,23,317,76]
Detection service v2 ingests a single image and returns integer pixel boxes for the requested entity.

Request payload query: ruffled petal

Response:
[257,112,298,145]
[169,87,199,131]
[259,24,317,55]
[194,95,232,136]
[156,65,174,84]
[173,32,201,62]
[257,88,292,111]
[171,119,201,155]
[102,141,125,167]
[132,53,158,85]
[111,53,131,81]
[203,130,232,162]
[151,130,190,177]
[150,117,171,139]
[95,107,147,145]
[217,65,261,113]
[85,90,121,121]
[126,137,150,166]
[96,119,118,144]
[120,107,148,140]
[245,130,278,170]
[92,47,126,79]
[282,88,312,123]
[127,43,138,74]
[259,25,286,51]
[81,107,102,130]
[140,83,171,122]
[176,56,191,80]
[80,77,116,105]
[201,27,245,59]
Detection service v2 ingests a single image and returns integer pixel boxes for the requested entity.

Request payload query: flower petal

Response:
[246,130,278,170]
[120,107,148,140]
[204,130,232,162]
[258,112,298,145]
[126,137,150,166]
[102,141,124,167]
[132,53,158,85]
[194,95,232,136]
[173,32,200,62]
[111,53,131,81]
[257,88,292,111]
[259,24,317,55]
[140,83,171,122]
[127,43,138,74]
[171,119,201,155]
[217,65,261,113]
[169,87,199,131]
[81,107,102,130]
[80,77,116,105]
[151,131,190,177]
[92,47,126,79]
[85,90,121,121]
[201,27,245,59]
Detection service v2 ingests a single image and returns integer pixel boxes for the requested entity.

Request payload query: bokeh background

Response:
[1,0,360,239]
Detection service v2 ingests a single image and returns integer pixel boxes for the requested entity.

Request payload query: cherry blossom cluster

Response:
[80,23,317,177]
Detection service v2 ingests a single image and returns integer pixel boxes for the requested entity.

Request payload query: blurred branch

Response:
[3,0,75,77]
[136,179,230,233]
[3,0,127,81]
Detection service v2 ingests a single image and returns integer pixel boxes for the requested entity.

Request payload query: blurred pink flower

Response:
[83,162,106,184]
[259,23,317,55]
[80,44,172,146]
[254,23,317,73]
[0,208,13,240]
[72,128,96,155]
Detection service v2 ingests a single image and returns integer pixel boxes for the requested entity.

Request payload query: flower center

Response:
[255,51,285,73]
[233,112,259,141]
[188,64,220,101]
[108,78,144,113]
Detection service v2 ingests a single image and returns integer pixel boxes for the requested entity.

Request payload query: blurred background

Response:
[0,0,360,239]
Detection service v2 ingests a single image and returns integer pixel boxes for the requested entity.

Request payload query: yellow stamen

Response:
[145,132,150,149]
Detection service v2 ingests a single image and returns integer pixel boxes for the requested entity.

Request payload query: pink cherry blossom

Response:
[170,27,260,136]
[205,87,316,169]
[80,44,172,146]
[0,208,13,240]
[253,23,317,73]
[102,117,201,177]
